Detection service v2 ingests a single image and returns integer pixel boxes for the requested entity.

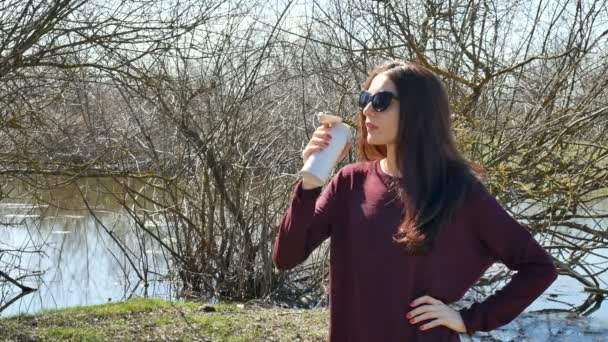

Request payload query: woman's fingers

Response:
[419,318,445,331]
[313,131,332,140]
[302,146,324,161]
[407,304,442,319]
[303,124,353,163]
[305,138,329,151]
[407,304,448,331]
[410,295,443,307]
[302,126,334,162]
[406,295,467,333]
[312,136,330,145]
[408,309,442,323]
[313,125,333,139]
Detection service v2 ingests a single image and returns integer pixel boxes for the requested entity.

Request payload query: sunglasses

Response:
[358,90,399,112]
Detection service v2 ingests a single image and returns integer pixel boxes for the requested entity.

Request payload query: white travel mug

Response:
[299,113,352,187]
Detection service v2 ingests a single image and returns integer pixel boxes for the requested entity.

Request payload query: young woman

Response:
[272,61,557,341]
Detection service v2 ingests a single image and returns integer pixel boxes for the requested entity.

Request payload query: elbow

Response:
[536,249,559,288]
[272,245,299,271]
[519,259,559,293]
[538,263,559,297]
[272,255,298,271]
[273,260,293,271]
[536,261,559,292]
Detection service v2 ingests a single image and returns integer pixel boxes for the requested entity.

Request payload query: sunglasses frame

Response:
[358,90,399,112]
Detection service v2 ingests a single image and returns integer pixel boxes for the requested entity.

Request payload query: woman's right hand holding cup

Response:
[302,124,333,163]
[301,123,352,189]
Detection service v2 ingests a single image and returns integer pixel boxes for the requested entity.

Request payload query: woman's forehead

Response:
[368,73,398,94]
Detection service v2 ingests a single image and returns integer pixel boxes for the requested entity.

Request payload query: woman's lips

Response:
[366,122,379,131]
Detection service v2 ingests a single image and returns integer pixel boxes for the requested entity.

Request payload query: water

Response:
[0,178,175,317]
[531,197,608,324]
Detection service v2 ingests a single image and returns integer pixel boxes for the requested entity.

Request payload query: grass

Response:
[41,298,174,316]
[41,327,107,341]
[0,298,329,341]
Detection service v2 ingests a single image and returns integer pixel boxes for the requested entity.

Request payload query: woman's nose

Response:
[362,102,375,117]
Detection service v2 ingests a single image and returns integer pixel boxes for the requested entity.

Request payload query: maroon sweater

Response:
[272,160,557,341]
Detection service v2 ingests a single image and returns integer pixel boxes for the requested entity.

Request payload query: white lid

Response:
[316,112,343,125]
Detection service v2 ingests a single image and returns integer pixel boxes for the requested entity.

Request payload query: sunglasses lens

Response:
[358,91,370,108]
[359,91,395,111]
[372,92,391,111]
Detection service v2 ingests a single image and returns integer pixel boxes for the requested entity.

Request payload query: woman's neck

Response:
[382,144,401,177]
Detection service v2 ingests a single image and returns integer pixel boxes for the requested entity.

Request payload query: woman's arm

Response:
[272,170,342,270]
[458,184,558,335]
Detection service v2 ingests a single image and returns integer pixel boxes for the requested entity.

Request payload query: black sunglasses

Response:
[358,90,399,112]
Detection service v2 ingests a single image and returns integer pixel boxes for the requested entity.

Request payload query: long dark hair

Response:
[358,61,482,255]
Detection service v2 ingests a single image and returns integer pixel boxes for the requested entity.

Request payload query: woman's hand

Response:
[301,124,351,164]
[406,295,467,333]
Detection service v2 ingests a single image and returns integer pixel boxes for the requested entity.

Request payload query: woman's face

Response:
[362,73,400,146]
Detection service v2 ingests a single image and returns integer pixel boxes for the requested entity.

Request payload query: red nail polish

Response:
[405,313,411,319]
[419,326,425,331]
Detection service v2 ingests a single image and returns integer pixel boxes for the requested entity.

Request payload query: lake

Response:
[0,178,175,317]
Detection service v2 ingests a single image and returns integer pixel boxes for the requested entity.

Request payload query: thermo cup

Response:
[299,113,352,187]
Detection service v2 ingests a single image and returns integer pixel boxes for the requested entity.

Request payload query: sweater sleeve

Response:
[272,170,342,270]
[459,184,558,335]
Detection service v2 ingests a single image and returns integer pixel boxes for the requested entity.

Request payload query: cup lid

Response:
[317,112,343,124]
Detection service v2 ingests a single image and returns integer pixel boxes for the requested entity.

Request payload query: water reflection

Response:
[0,179,176,317]
[541,198,608,323]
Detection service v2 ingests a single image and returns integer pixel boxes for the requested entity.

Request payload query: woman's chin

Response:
[366,134,385,145]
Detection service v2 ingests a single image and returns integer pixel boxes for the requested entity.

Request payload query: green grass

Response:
[186,314,259,341]
[42,297,175,316]
[0,298,328,342]
[41,327,107,341]
[150,314,177,327]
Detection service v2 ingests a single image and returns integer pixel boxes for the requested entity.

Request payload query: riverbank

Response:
[0,298,328,341]
[1,298,607,341]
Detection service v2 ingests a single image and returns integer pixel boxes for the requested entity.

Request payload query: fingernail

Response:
[409,319,415,324]
[419,326,425,331]
[405,313,411,319]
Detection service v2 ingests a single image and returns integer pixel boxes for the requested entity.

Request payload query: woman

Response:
[272,61,557,341]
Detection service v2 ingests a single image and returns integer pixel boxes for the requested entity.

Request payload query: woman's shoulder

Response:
[335,160,375,179]
[325,161,375,191]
